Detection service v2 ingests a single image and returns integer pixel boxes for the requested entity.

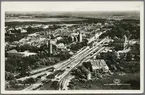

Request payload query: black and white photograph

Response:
[1,1,144,94]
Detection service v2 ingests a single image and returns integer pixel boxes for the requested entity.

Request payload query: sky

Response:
[2,1,143,12]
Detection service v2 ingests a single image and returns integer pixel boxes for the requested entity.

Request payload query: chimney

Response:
[49,40,52,54]
[79,32,82,42]
[48,33,52,54]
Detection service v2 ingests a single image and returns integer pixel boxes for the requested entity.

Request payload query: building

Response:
[56,43,65,49]
[90,59,109,72]
[7,49,36,57]
[19,51,37,57]
[21,29,27,33]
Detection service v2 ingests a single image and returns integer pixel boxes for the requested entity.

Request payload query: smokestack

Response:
[49,40,52,54]
[79,32,82,42]
[48,33,53,54]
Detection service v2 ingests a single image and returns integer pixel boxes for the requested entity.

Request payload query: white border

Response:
[1,1,144,94]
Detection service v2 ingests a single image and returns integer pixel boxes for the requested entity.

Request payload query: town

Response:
[5,13,140,90]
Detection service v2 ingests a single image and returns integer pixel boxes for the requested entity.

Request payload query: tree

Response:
[57,51,71,60]
[19,57,30,76]
[104,51,118,71]
[9,79,17,87]
[82,62,93,72]
[81,39,88,46]
[5,72,15,80]
[24,77,36,84]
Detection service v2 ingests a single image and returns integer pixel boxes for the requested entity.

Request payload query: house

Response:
[19,51,37,57]
[7,49,23,57]
[56,43,65,49]
[7,49,36,57]
[21,29,27,33]
[7,49,18,54]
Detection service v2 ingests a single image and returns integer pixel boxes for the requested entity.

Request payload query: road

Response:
[21,37,111,90]
[58,47,111,90]
[52,38,111,90]
[20,43,91,90]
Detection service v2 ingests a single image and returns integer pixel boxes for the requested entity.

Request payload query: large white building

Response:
[90,59,109,72]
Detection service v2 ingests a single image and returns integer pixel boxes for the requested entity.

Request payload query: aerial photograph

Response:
[2,1,143,93]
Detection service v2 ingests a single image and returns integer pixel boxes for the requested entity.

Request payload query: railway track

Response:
[58,41,112,90]
[51,38,111,90]
[22,38,110,90]
[58,47,110,90]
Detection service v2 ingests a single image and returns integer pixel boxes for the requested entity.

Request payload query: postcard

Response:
[1,1,144,94]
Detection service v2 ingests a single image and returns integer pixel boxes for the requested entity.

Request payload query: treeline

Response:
[100,21,140,40]
[5,18,106,26]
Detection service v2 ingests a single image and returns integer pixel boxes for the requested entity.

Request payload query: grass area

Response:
[70,72,140,90]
